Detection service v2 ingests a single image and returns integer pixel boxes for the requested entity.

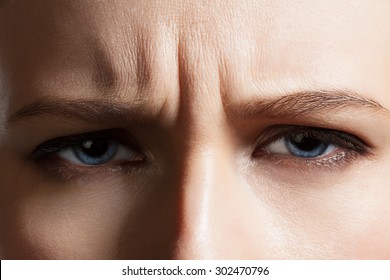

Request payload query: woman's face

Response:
[1,0,390,259]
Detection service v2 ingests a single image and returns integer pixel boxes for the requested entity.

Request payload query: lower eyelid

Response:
[253,147,357,171]
[33,152,147,182]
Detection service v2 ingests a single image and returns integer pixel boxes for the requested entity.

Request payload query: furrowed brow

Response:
[228,90,388,120]
[7,90,388,127]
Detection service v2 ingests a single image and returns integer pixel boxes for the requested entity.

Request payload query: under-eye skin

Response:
[253,125,372,169]
[30,129,145,179]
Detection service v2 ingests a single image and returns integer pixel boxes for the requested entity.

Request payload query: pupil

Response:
[291,136,321,152]
[80,139,109,158]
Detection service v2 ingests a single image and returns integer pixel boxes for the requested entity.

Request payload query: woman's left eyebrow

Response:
[226,89,389,120]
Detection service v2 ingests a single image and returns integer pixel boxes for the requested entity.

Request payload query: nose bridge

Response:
[170,38,241,258]
[171,87,240,259]
[173,142,231,259]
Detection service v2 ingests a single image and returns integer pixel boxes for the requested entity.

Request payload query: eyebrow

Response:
[227,90,388,120]
[7,90,388,127]
[7,98,159,127]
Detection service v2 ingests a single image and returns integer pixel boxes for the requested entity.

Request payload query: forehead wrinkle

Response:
[98,16,180,94]
[2,0,178,122]
[89,37,140,96]
[79,23,168,104]
[90,42,119,93]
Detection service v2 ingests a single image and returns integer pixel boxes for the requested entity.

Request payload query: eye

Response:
[31,130,144,166]
[255,125,370,161]
[266,134,336,158]
[58,138,142,166]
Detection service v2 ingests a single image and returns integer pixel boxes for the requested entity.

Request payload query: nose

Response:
[170,142,265,259]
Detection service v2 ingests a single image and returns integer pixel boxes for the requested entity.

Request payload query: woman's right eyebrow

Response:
[7,89,389,127]
[7,98,160,127]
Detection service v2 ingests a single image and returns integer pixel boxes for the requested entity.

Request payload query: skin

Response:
[0,0,390,259]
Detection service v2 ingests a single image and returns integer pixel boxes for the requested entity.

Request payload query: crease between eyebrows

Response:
[7,90,389,127]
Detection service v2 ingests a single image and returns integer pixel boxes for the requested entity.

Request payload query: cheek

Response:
[0,156,151,259]
[349,158,390,259]
[354,214,390,259]
[244,162,390,259]
[353,188,390,259]
[0,183,123,259]
[2,149,390,259]
[0,155,179,259]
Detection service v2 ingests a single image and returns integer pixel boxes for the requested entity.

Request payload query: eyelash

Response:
[253,125,371,169]
[32,131,123,159]
[30,125,372,179]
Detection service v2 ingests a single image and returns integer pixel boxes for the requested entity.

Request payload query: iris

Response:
[285,135,328,158]
[72,139,118,165]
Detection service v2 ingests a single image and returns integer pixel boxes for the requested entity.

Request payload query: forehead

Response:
[2,0,390,111]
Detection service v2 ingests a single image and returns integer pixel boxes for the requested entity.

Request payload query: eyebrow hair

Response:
[7,90,388,127]
[7,98,159,127]
[227,90,388,120]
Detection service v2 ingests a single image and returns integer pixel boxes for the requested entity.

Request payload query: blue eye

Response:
[285,135,332,158]
[57,138,142,166]
[265,132,336,158]
[67,139,117,165]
